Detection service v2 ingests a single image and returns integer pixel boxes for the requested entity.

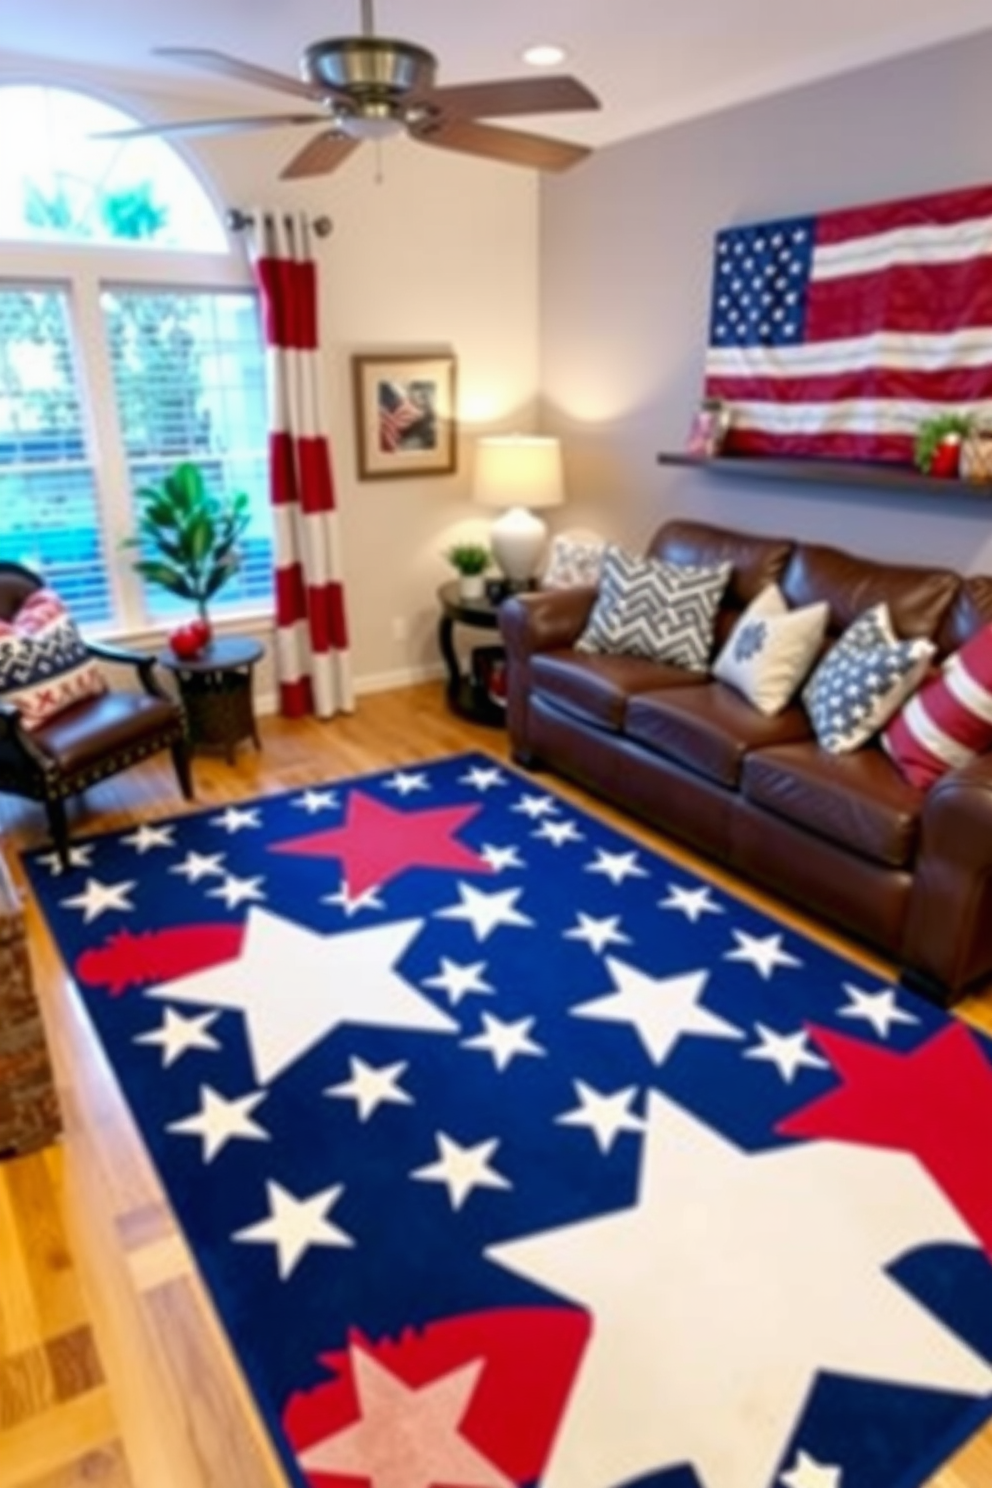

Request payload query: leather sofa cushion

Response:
[741,742,922,868]
[531,650,703,731]
[625,683,813,787]
[781,541,959,643]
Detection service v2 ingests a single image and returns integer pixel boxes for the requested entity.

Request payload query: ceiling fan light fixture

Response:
[303,37,437,98]
[522,43,568,68]
[336,107,405,141]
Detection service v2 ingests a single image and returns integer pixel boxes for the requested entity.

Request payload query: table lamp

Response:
[472,435,564,587]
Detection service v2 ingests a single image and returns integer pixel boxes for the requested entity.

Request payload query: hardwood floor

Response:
[1,681,990,1488]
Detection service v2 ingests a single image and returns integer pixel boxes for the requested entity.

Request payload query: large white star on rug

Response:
[166,1085,269,1162]
[298,1346,514,1488]
[571,959,743,1065]
[146,910,456,1084]
[233,1179,353,1279]
[60,876,136,922]
[412,1132,511,1209]
[435,883,535,941]
[487,1093,992,1488]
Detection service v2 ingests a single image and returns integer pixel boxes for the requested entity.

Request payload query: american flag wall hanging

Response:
[702,182,992,465]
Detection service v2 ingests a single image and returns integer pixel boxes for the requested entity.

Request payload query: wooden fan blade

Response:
[281,133,361,180]
[154,46,319,102]
[427,75,600,120]
[413,117,591,173]
[94,114,326,141]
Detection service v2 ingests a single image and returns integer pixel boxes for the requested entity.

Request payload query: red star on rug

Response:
[270,791,491,895]
[779,1022,992,1258]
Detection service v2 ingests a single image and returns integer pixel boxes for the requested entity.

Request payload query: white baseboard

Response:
[254,662,444,717]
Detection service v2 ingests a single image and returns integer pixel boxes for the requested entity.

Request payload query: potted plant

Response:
[914,411,975,477]
[126,462,251,654]
[444,541,491,600]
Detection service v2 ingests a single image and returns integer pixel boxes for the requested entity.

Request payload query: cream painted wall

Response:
[1,55,540,699]
[538,28,992,575]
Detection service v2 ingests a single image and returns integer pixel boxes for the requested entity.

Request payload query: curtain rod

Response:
[225,208,334,238]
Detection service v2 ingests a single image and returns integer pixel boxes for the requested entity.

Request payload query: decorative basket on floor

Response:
[0,851,62,1157]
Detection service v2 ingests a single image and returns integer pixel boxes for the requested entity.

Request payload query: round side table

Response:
[436,581,507,728]
[156,637,264,764]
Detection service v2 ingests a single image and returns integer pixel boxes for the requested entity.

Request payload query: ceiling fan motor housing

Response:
[303,37,437,102]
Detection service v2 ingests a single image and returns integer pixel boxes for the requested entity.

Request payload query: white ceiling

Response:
[3,0,992,149]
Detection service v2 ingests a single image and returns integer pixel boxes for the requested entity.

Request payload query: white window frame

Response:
[0,153,271,641]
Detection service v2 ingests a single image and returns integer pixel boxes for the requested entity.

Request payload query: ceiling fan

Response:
[102,0,601,178]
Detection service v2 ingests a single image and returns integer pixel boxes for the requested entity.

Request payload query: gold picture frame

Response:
[352,352,458,480]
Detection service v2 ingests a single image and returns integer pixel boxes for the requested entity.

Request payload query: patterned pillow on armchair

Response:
[0,588,106,730]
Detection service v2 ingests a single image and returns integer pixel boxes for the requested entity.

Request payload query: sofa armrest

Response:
[497,588,597,764]
[499,587,597,659]
[902,754,992,998]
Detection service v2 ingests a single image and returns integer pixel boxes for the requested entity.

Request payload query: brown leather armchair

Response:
[0,562,192,868]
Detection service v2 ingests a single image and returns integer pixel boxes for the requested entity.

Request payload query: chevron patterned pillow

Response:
[0,588,106,730]
[576,545,731,670]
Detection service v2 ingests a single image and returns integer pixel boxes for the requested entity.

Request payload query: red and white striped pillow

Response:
[882,620,992,789]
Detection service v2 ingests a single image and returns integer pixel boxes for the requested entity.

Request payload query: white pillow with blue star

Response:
[802,602,935,754]
[712,584,829,716]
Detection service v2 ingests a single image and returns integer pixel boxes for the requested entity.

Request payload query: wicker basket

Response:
[0,850,61,1157]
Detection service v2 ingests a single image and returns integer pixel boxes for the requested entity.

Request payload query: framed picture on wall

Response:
[352,352,458,480]
[686,397,731,458]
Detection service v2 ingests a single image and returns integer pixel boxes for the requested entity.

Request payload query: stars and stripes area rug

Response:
[20,752,992,1488]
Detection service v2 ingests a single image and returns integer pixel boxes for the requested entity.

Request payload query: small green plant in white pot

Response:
[445,541,491,600]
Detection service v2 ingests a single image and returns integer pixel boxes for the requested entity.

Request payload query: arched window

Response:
[0,84,270,628]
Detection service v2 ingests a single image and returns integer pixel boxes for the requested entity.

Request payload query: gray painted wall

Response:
[539,29,992,574]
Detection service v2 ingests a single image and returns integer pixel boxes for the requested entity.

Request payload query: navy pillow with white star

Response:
[802,604,934,754]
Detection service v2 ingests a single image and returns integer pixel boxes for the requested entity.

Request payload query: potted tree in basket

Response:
[444,541,492,601]
[126,461,251,657]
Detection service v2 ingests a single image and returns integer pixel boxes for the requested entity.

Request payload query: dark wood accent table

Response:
[156,637,264,763]
[437,582,507,728]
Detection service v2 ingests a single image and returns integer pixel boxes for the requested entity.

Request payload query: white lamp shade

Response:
[472,436,564,510]
[473,435,565,584]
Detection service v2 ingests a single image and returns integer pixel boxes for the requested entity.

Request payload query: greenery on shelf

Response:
[444,541,491,576]
[913,411,975,474]
[125,461,251,623]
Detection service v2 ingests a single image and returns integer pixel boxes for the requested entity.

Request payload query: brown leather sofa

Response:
[499,518,992,1007]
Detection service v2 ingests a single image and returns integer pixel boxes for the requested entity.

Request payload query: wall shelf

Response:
[655,451,992,500]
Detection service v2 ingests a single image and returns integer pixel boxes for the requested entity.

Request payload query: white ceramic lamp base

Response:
[489,506,548,586]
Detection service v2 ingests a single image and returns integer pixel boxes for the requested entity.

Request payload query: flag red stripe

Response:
[722,427,916,463]
[814,183,992,246]
[806,258,992,341]
[705,362,992,407]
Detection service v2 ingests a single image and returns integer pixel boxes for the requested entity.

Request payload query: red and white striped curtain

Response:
[247,211,353,719]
